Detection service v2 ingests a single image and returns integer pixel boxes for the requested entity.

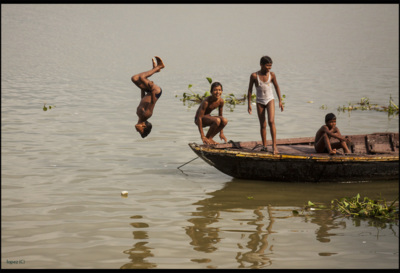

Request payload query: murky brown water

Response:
[2,4,398,269]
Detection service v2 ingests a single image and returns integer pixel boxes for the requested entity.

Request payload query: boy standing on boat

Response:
[247,56,284,154]
[314,113,351,155]
[195,82,228,145]
[131,56,165,138]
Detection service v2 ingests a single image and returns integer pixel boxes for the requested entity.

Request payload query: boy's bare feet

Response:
[154,56,165,69]
[152,58,157,69]
[203,137,218,145]
[329,149,337,155]
[272,146,279,155]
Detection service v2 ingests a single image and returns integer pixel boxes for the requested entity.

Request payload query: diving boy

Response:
[131,56,165,138]
[194,82,228,145]
[314,113,351,155]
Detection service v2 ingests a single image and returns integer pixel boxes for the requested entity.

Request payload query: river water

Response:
[1,4,398,269]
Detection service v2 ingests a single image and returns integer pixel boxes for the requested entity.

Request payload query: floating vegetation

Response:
[282,94,286,107]
[177,77,285,111]
[177,77,254,111]
[293,194,399,222]
[331,194,398,221]
[43,103,56,111]
[321,95,398,116]
[319,104,328,110]
[292,201,327,216]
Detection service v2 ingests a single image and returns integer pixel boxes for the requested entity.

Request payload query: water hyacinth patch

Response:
[177,77,259,111]
[293,195,398,222]
[331,194,399,221]
[320,95,398,116]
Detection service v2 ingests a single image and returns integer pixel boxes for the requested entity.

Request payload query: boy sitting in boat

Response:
[131,56,165,138]
[194,82,228,145]
[314,113,351,155]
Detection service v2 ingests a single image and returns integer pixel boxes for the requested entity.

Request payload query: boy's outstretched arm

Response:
[218,100,224,117]
[196,102,210,144]
[247,73,255,114]
[218,102,227,143]
[272,72,284,112]
[219,129,227,143]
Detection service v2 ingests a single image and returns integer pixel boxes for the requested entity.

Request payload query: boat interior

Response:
[201,132,399,157]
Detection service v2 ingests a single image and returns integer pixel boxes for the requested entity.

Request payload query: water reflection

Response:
[235,206,273,268]
[185,179,399,268]
[121,215,157,269]
[309,209,346,243]
[185,201,274,268]
[185,211,221,253]
[185,181,280,268]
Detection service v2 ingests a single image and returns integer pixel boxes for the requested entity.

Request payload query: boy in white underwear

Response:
[131,56,165,138]
[247,56,284,154]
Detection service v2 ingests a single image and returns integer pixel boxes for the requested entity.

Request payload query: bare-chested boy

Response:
[194,82,228,145]
[131,56,165,138]
[314,113,351,155]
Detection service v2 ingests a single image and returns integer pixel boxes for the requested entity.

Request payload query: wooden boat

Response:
[188,132,399,182]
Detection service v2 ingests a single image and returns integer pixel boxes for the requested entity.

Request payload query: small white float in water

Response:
[121,191,128,197]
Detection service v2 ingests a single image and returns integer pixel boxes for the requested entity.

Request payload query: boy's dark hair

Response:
[325,113,336,123]
[210,82,223,92]
[140,121,152,138]
[260,56,273,65]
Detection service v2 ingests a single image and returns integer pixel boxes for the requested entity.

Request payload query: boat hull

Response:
[188,134,399,182]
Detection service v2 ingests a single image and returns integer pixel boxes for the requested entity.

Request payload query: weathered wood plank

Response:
[202,132,399,156]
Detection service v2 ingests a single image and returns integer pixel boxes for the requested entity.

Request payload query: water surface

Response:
[1,4,398,269]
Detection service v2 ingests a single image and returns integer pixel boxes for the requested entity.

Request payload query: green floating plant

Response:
[43,103,56,111]
[331,194,398,221]
[177,77,285,112]
[323,95,398,116]
[293,195,398,222]
[292,200,327,216]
